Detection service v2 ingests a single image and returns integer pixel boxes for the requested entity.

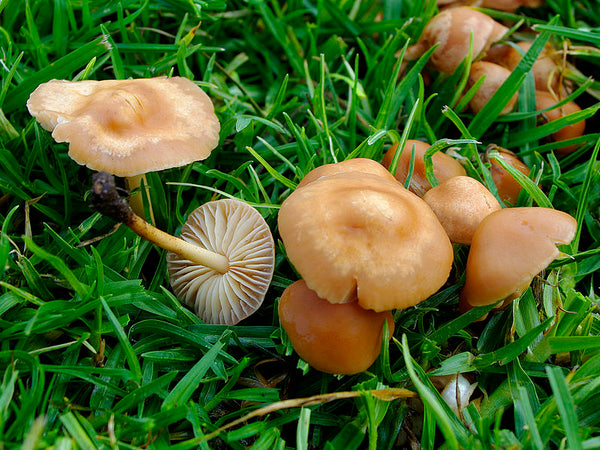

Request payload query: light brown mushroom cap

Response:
[382,140,466,197]
[535,90,586,155]
[278,279,395,375]
[278,170,454,312]
[487,147,531,206]
[26,77,220,176]
[297,157,396,189]
[467,61,518,115]
[423,176,501,245]
[167,199,275,325]
[461,207,576,307]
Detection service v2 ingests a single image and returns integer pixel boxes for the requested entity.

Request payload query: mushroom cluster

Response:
[405,7,587,153]
[277,158,454,374]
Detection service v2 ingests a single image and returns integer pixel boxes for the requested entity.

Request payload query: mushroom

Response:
[460,207,576,309]
[422,176,501,245]
[382,140,466,197]
[535,90,586,155]
[466,61,518,115]
[27,77,220,219]
[486,146,531,206]
[278,168,454,312]
[405,7,508,74]
[278,279,394,375]
[91,172,275,325]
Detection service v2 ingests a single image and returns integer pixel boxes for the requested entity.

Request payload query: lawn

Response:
[1,0,600,448]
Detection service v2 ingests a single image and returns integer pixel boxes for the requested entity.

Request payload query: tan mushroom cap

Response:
[278,279,395,375]
[461,207,576,307]
[167,199,275,325]
[26,77,220,176]
[297,157,396,189]
[487,147,531,206]
[278,170,454,312]
[382,140,466,197]
[423,176,501,245]
[467,61,518,115]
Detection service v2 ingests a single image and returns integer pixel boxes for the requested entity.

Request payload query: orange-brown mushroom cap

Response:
[278,279,394,375]
[296,157,396,189]
[278,170,454,312]
[460,207,576,307]
[423,176,501,245]
[26,77,220,176]
[167,199,275,325]
[382,140,466,197]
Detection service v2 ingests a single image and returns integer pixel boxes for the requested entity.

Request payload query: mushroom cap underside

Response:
[167,198,275,325]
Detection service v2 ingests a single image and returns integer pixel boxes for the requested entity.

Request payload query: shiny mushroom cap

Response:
[460,207,576,308]
[278,169,454,312]
[467,61,518,115]
[423,176,501,245]
[167,199,275,325]
[297,157,396,189]
[278,280,394,375]
[26,77,220,176]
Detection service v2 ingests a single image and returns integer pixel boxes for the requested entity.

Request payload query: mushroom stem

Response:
[91,171,230,274]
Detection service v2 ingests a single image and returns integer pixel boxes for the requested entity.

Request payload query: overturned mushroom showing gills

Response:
[278,280,394,375]
[278,167,454,312]
[460,207,576,308]
[91,172,274,325]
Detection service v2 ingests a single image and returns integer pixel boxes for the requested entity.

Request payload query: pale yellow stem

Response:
[126,174,155,224]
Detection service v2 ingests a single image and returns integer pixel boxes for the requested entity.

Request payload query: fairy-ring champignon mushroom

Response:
[278,167,454,312]
[460,207,576,309]
[27,77,220,218]
[278,280,395,375]
[423,176,501,245]
[91,172,275,325]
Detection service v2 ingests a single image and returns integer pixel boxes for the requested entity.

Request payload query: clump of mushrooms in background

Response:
[28,77,275,325]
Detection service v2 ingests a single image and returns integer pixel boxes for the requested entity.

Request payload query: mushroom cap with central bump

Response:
[461,207,576,308]
[26,77,220,176]
[278,170,454,312]
[167,199,275,325]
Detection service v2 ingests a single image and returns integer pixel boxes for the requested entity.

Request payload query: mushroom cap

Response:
[382,140,466,197]
[460,207,576,307]
[26,77,220,176]
[297,157,396,189]
[535,90,585,155]
[278,279,394,375]
[487,147,531,206]
[423,176,501,245]
[166,199,275,325]
[467,61,518,115]
[278,170,454,312]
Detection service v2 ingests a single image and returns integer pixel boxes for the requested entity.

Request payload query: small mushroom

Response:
[278,280,394,375]
[423,176,501,245]
[487,146,531,206]
[460,207,576,309]
[91,172,275,325]
[278,167,454,312]
[382,140,466,197]
[27,77,220,218]
[535,90,586,155]
[466,61,518,115]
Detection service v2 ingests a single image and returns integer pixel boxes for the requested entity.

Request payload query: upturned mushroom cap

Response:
[278,279,394,375]
[167,199,275,325]
[26,77,220,176]
[382,140,466,197]
[278,170,454,312]
[423,176,501,245]
[297,157,396,189]
[460,207,576,307]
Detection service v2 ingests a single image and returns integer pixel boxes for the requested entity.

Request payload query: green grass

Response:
[1,0,600,448]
